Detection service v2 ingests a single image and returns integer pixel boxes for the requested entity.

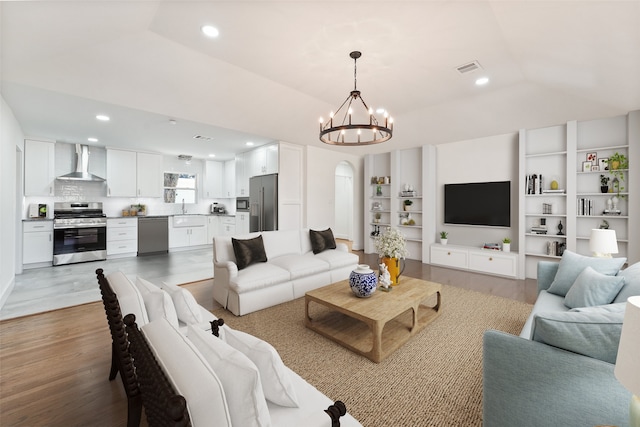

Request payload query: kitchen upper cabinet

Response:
[107,149,162,197]
[25,140,55,196]
[249,144,279,177]
[224,159,235,198]
[136,152,163,197]
[204,160,224,199]
[235,152,248,197]
[107,149,136,197]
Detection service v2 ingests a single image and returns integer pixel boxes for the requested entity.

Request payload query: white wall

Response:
[436,132,519,249]
[1,95,25,308]
[305,146,364,250]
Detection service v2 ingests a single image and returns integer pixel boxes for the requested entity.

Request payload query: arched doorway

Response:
[334,161,354,241]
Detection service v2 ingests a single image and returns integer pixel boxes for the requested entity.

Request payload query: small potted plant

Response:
[403,199,413,211]
[502,237,511,253]
[600,174,610,193]
[440,231,448,245]
[374,212,381,223]
[607,152,628,197]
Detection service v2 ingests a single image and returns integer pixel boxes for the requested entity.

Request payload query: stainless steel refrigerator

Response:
[250,173,278,232]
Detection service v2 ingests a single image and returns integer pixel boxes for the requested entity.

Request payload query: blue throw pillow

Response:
[531,303,626,364]
[614,262,640,303]
[547,250,626,297]
[564,266,625,309]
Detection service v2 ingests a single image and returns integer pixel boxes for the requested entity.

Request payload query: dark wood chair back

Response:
[95,268,142,427]
[124,313,191,427]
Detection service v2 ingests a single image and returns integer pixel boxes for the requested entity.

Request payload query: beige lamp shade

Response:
[589,229,618,257]
[615,296,640,396]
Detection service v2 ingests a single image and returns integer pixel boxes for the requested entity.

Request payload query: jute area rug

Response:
[213,284,532,427]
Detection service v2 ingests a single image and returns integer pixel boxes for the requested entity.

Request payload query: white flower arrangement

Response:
[374,227,409,259]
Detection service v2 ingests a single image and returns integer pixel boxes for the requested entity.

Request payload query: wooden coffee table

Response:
[305,277,442,363]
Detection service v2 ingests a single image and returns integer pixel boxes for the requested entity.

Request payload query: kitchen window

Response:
[164,173,197,204]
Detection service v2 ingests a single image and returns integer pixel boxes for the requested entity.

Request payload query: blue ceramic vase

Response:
[349,264,378,298]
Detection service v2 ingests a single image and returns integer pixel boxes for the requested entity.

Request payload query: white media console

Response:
[430,243,518,278]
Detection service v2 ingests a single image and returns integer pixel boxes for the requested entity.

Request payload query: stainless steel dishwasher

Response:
[138,216,169,255]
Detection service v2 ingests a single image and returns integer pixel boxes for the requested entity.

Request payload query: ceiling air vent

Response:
[193,135,214,141]
[455,60,482,75]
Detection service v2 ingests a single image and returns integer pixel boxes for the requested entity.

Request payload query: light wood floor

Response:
[0,254,536,426]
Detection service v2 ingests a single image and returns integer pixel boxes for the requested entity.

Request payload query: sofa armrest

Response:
[335,242,349,253]
[483,330,630,427]
[213,261,239,308]
[537,261,560,294]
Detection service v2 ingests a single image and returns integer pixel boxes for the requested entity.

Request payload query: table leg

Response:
[371,320,384,362]
[305,298,312,323]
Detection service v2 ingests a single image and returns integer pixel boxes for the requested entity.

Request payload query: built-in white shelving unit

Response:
[519,111,639,278]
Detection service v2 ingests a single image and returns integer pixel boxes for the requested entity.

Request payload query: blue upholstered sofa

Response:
[483,252,640,427]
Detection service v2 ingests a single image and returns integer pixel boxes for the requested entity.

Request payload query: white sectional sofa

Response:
[101,270,361,426]
[213,229,359,316]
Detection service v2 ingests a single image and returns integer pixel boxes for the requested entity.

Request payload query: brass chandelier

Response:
[319,51,393,145]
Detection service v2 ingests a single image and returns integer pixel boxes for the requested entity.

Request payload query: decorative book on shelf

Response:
[483,243,500,251]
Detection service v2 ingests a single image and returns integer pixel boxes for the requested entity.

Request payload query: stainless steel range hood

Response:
[57,144,105,181]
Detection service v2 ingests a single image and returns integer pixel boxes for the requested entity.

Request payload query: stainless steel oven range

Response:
[53,202,107,266]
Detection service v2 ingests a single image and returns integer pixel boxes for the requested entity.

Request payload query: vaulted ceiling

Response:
[2,1,639,161]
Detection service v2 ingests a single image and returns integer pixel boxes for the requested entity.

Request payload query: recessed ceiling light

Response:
[87,137,98,142]
[209,154,216,158]
[246,142,254,146]
[201,25,219,38]
[475,77,490,86]
[96,114,110,121]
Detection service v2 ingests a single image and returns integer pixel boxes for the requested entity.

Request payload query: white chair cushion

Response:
[223,327,299,407]
[307,249,359,269]
[107,271,149,325]
[160,282,203,325]
[270,254,330,280]
[135,277,179,329]
[230,263,291,293]
[187,325,271,427]
[142,318,232,427]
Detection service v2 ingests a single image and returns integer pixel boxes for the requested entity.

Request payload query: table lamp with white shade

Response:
[589,229,619,258]
[615,296,640,427]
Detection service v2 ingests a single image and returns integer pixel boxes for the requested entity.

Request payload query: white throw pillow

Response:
[107,271,149,325]
[223,327,299,407]
[187,325,272,427]
[135,277,180,329]
[160,282,203,325]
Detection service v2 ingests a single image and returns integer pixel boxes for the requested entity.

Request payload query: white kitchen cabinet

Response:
[235,152,248,197]
[221,216,236,236]
[107,149,162,197]
[24,140,55,196]
[250,144,279,176]
[224,160,236,197]
[207,216,220,244]
[169,217,207,249]
[136,152,163,197]
[235,212,249,234]
[107,149,137,197]
[204,161,224,198]
[23,221,53,267]
[107,218,138,257]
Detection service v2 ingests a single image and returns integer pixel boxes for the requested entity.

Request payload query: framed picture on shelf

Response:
[592,165,600,171]
[582,161,592,172]
[586,152,597,163]
[599,157,609,171]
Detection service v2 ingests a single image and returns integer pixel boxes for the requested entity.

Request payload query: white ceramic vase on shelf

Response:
[440,238,448,245]
[503,243,511,253]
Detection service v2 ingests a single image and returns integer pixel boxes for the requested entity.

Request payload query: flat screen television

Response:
[444,181,511,227]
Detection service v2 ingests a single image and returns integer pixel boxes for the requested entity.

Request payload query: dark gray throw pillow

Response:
[232,235,267,270]
[309,228,337,254]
